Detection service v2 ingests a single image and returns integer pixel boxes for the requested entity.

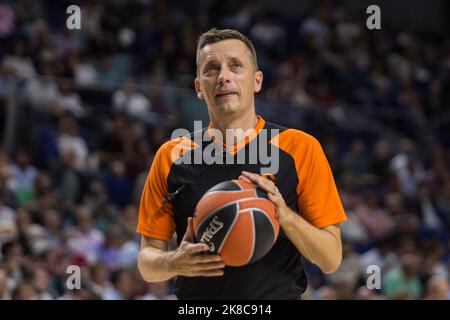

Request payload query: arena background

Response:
[0,0,449,300]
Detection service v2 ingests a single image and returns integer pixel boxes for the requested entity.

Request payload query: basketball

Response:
[192,179,280,267]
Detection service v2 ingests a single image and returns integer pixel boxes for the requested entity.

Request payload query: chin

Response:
[216,101,242,114]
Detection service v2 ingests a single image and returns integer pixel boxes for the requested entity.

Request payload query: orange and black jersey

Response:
[137,116,347,299]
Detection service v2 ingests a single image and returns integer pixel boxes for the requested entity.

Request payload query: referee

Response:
[137,28,347,299]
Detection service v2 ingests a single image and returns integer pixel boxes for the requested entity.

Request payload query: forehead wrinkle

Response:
[199,40,252,67]
[204,54,243,65]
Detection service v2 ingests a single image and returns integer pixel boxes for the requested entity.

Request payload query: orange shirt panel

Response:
[137,136,199,240]
[271,129,347,229]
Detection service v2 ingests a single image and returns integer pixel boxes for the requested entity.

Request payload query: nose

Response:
[218,66,231,85]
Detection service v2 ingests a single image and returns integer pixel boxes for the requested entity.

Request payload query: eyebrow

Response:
[229,57,243,64]
[202,60,219,72]
[202,56,244,72]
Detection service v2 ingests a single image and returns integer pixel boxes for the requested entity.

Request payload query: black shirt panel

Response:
[167,122,307,299]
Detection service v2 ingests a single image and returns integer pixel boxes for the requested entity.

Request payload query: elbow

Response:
[137,248,173,283]
[319,254,342,274]
[319,228,343,274]
[137,251,155,283]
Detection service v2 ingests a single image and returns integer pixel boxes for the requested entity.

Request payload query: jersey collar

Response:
[206,115,266,155]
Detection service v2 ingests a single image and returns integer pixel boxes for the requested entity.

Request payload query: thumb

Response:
[182,217,194,242]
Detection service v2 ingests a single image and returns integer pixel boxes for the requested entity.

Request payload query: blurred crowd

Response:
[0,0,449,300]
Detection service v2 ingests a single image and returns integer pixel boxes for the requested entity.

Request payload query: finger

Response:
[241,171,265,188]
[241,171,271,186]
[185,242,211,254]
[181,217,194,242]
[242,171,276,194]
[191,261,226,270]
[238,174,252,183]
[260,179,279,196]
[186,269,225,277]
[190,253,223,264]
[267,192,284,207]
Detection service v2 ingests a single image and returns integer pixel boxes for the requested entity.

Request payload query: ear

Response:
[254,71,263,93]
[194,78,203,100]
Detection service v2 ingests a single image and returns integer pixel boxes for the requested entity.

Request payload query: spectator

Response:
[31,268,54,299]
[0,198,15,225]
[416,183,447,233]
[0,241,25,293]
[11,282,37,300]
[0,0,15,38]
[299,4,331,49]
[326,242,365,289]
[102,269,134,300]
[54,26,80,59]
[370,139,392,183]
[333,274,358,299]
[141,281,176,300]
[89,262,113,298]
[355,286,385,300]
[8,150,38,205]
[41,209,63,250]
[424,276,450,300]
[354,193,395,241]
[314,286,338,300]
[390,139,424,198]
[342,140,370,176]
[73,53,99,87]
[2,40,36,81]
[361,239,399,276]
[25,68,58,113]
[66,206,104,264]
[0,268,10,299]
[57,116,89,172]
[121,204,139,240]
[112,78,152,119]
[53,150,85,204]
[383,253,423,299]
[97,226,123,271]
[103,160,132,208]
[53,83,87,118]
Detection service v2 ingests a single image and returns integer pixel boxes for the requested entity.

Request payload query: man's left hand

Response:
[239,171,291,225]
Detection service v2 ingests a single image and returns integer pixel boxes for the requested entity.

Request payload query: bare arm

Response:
[276,212,342,273]
[240,171,343,274]
[137,237,175,282]
[137,217,226,282]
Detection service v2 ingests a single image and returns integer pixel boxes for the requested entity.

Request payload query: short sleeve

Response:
[296,135,347,228]
[137,144,176,240]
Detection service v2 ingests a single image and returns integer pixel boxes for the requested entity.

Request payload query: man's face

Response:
[195,39,263,119]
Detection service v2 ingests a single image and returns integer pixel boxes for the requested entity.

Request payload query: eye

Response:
[207,65,219,71]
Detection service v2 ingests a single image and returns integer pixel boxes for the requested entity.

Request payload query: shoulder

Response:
[153,129,203,163]
[268,124,322,153]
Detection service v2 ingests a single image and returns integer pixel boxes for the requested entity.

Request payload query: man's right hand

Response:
[167,217,225,277]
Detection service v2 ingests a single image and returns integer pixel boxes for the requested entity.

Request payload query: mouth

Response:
[215,92,238,100]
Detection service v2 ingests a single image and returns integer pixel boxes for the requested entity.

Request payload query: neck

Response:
[209,110,258,145]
